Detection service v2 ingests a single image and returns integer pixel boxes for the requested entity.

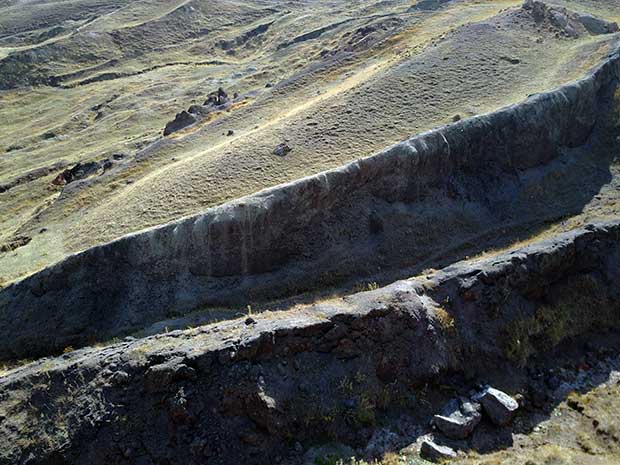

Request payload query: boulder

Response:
[478,387,519,426]
[420,439,457,462]
[433,398,481,439]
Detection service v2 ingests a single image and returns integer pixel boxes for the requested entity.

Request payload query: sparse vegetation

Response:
[505,274,619,366]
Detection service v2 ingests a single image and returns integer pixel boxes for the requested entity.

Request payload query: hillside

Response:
[1,1,620,464]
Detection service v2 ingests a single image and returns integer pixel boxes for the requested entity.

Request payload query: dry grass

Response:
[3,0,618,284]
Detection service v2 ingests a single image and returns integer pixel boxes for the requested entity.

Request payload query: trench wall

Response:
[0,50,619,361]
[1,220,620,465]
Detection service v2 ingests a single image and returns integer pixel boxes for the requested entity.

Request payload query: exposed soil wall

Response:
[0,50,619,361]
[1,221,619,465]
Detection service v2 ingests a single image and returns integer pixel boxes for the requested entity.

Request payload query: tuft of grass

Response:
[434,306,456,333]
[355,394,376,426]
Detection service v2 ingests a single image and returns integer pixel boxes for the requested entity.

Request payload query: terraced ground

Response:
[2,0,620,464]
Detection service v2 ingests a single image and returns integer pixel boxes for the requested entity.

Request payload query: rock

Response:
[420,439,457,462]
[42,131,56,140]
[478,387,519,426]
[273,143,292,157]
[164,110,198,136]
[0,236,31,253]
[433,398,481,439]
[144,358,196,392]
[523,0,618,38]
[500,56,520,65]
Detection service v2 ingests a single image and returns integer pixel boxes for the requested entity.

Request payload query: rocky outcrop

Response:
[163,88,233,136]
[0,221,619,465]
[0,49,619,361]
[163,110,198,136]
[0,161,69,193]
[51,161,102,185]
[524,0,619,37]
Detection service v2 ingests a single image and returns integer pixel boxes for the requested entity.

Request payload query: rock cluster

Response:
[51,160,102,185]
[422,387,519,462]
[163,87,234,136]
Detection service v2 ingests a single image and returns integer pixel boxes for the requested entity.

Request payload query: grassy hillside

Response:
[0,0,619,285]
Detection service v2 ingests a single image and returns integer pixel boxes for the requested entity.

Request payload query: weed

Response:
[434,306,456,333]
[355,394,376,426]
[338,377,354,394]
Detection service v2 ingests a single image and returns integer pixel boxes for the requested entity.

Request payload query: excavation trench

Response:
[1,220,619,464]
[0,49,619,361]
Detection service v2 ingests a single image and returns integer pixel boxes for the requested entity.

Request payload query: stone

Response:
[433,398,481,439]
[420,439,457,462]
[479,387,519,426]
[273,143,292,157]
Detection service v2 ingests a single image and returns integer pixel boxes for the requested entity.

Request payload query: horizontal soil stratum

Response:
[1,0,620,464]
